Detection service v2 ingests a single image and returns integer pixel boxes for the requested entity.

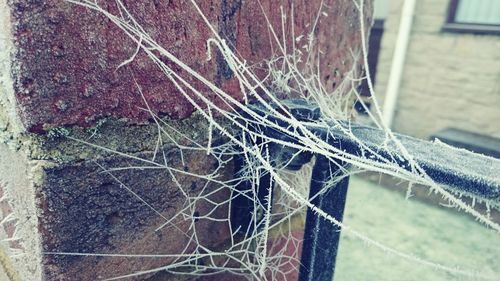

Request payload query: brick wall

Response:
[0,0,370,280]
[375,0,500,139]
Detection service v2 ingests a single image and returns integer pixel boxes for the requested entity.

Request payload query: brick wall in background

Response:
[374,0,500,139]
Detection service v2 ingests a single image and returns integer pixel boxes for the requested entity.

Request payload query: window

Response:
[443,0,500,34]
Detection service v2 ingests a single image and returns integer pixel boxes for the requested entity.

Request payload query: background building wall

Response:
[374,0,500,139]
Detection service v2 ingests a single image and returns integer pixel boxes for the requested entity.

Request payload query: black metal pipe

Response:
[230,153,274,234]
[298,155,349,281]
[245,101,500,200]
[230,99,500,281]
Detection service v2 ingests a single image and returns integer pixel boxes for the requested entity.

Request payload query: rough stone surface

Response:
[6,0,370,132]
[375,0,500,139]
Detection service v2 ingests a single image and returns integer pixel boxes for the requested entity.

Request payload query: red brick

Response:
[37,149,231,280]
[6,0,371,132]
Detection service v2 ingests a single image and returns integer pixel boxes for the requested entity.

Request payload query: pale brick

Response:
[374,0,500,140]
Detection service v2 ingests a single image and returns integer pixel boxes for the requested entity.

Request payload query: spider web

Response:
[37,0,500,280]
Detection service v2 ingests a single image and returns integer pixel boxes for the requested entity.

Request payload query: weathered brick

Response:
[39,150,231,280]
[0,128,234,280]
[6,0,370,133]
[375,0,500,139]
[0,143,42,280]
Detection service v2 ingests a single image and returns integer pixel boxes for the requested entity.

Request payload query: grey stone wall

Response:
[375,0,500,139]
